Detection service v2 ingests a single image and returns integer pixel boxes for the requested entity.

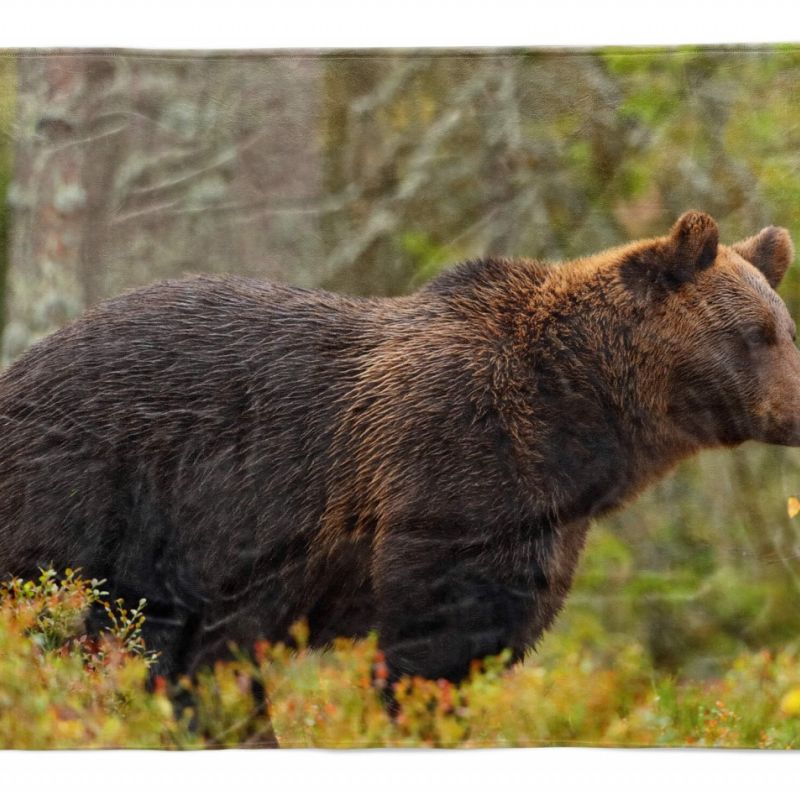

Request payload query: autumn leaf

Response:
[788,496,800,519]
[780,688,800,716]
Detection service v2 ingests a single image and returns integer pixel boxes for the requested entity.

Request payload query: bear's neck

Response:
[502,265,696,523]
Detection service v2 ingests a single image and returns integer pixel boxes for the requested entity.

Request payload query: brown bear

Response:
[0,210,797,694]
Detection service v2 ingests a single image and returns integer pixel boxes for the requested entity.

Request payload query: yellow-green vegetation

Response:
[3,568,800,749]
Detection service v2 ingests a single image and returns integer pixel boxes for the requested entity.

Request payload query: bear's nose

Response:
[759,344,800,446]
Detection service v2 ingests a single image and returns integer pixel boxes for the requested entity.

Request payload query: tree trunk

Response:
[3,52,323,363]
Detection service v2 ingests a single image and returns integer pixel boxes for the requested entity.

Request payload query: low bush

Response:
[2,569,800,749]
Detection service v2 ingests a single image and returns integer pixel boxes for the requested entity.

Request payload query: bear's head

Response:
[619,211,799,449]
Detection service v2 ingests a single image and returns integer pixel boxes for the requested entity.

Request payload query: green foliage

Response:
[398,230,466,287]
[0,569,182,748]
[4,570,800,749]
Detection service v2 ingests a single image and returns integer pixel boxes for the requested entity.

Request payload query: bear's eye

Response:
[741,326,771,348]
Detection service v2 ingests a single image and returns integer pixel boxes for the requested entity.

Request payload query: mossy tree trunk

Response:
[2,52,324,363]
[0,54,16,354]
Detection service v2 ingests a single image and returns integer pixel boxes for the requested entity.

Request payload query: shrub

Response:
[3,569,800,748]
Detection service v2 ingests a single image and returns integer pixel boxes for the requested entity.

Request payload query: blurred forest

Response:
[1,46,800,686]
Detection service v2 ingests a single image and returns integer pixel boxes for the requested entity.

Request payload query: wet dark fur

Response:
[0,212,797,689]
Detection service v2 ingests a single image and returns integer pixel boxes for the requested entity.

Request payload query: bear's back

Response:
[0,276,401,580]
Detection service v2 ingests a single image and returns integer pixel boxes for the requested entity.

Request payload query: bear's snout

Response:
[758,343,800,446]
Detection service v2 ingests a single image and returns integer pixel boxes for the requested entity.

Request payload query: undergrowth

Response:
[2,569,800,749]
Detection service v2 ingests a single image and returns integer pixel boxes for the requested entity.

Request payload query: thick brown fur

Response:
[0,211,798,691]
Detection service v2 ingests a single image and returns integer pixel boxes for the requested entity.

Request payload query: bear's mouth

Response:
[667,399,757,448]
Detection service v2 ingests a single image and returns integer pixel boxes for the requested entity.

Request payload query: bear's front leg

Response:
[374,523,541,689]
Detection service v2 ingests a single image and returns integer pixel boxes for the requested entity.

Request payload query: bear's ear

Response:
[618,211,719,295]
[665,210,720,283]
[732,226,795,288]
